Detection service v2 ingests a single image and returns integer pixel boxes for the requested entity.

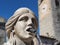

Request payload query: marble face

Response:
[14,13,38,40]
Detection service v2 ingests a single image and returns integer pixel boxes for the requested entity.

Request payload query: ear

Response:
[10,31,14,39]
[13,25,16,35]
[12,30,15,36]
[14,25,16,30]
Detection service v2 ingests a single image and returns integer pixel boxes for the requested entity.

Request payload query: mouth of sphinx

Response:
[26,28,36,33]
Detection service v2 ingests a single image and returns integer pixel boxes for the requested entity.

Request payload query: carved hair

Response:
[5,7,37,38]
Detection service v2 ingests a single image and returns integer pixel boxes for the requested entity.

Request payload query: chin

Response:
[23,36,34,41]
[22,34,34,39]
[18,33,34,40]
[25,35,32,38]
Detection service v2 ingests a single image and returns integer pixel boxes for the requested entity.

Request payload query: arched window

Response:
[55,0,59,7]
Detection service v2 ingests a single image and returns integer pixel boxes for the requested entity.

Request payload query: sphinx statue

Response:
[3,7,40,45]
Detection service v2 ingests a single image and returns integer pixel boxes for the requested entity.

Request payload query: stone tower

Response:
[0,17,6,45]
[38,0,60,41]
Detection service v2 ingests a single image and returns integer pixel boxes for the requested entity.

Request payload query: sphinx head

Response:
[6,7,38,40]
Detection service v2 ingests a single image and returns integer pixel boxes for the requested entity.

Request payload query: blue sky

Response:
[0,0,40,33]
[0,0,38,20]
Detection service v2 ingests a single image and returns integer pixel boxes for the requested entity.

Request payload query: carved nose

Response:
[27,19,33,25]
[28,24,33,27]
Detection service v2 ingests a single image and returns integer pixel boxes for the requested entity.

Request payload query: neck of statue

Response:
[14,35,33,45]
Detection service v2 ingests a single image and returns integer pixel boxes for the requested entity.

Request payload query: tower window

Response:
[55,0,59,7]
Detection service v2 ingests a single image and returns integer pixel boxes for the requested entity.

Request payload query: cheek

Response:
[19,22,26,28]
[15,22,26,30]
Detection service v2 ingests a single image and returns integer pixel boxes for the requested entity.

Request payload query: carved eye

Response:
[32,18,37,25]
[19,16,28,21]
